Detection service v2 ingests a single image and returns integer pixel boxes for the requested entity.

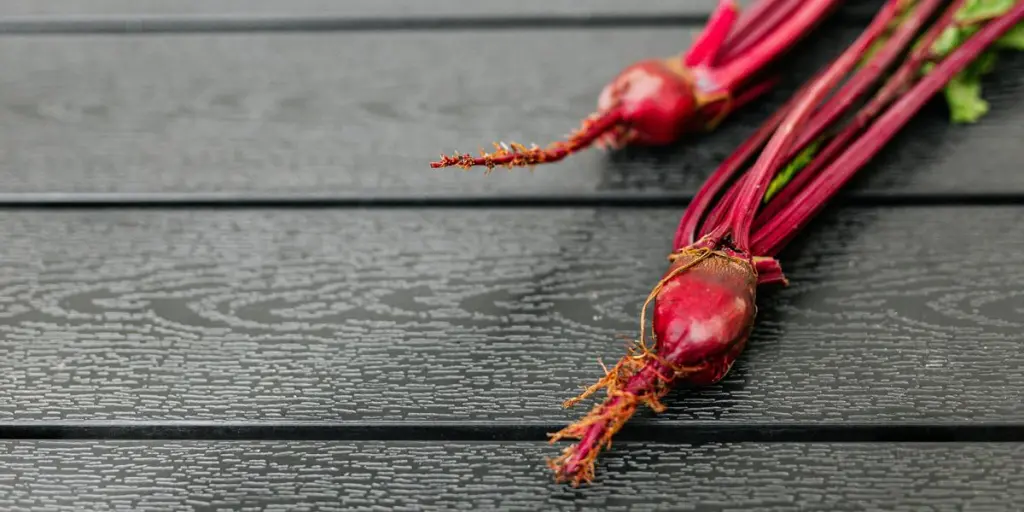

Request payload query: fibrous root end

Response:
[545,351,675,487]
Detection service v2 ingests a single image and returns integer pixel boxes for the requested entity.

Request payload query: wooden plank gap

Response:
[2,422,1024,443]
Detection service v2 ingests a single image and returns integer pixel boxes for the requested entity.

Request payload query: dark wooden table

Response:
[0,1,1021,510]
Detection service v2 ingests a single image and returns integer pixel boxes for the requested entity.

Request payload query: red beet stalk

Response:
[672,64,825,249]
[429,0,840,171]
[684,0,947,246]
[752,0,964,234]
[547,0,1024,487]
[753,1,1024,256]
[716,0,805,64]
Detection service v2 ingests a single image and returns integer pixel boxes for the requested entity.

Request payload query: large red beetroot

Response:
[547,0,1024,486]
[546,245,763,484]
[429,0,840,171]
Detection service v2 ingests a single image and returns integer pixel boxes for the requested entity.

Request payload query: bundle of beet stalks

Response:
[545,0,1024,487]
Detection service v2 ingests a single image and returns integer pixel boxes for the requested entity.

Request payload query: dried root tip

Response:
[429,142,544,173]
[547,350,704,486]
[546,394,640,487]
[545,355,647,486]
[561,356,641,409]
[428,109,625,171]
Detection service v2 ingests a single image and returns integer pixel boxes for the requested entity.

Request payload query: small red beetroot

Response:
[429,0,840,171]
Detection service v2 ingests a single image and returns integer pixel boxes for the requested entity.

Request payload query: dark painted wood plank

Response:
[0,23,1018,197]
[0,0,878,18]
[0,0,699,17]
[0,441,1021,510]
[0,206,1021,424]
[0,2,883,36]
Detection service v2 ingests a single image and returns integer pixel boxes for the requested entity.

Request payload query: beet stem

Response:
[720,0,784,48]
[752,1,1024,256]
[713,0,842,91]
[753,0,950,230]
[752,0,969,251]
[788,0,945,172]
[699,175,743,240]
[716,0,804,67]
[706,0,921,238]
[725,0,903,252]
[684,0,740,67]
[672,65,830,249]
[700,0,933,231]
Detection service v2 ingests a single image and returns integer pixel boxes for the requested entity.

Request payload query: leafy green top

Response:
[928,0,1024,123]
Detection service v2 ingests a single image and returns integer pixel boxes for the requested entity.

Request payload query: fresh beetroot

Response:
[547,246,758,483]
[547,0,1024,486]
[429,0,840,171]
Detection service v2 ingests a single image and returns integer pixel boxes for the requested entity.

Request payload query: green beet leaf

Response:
[929,0,1022,124]
[944,71,990,122]
[955,0,1016,23]
[996,23,1024,49]
[941,50,1000,123]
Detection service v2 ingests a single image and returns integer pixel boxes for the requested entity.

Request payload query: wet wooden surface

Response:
[0,441,1021,511]
[0,25,1020,200]
[0,0,1021,510]
[0,206,1022,425]
[0,0,883,19]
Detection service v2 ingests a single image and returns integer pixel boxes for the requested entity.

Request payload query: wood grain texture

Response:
[0,0,877,18]
[0,441,1021,511]
[0,23,1019,197]
[0,206,1021,424]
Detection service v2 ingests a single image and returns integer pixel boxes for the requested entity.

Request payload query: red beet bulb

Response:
[429,0,840,171]
[548,247,759,483]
